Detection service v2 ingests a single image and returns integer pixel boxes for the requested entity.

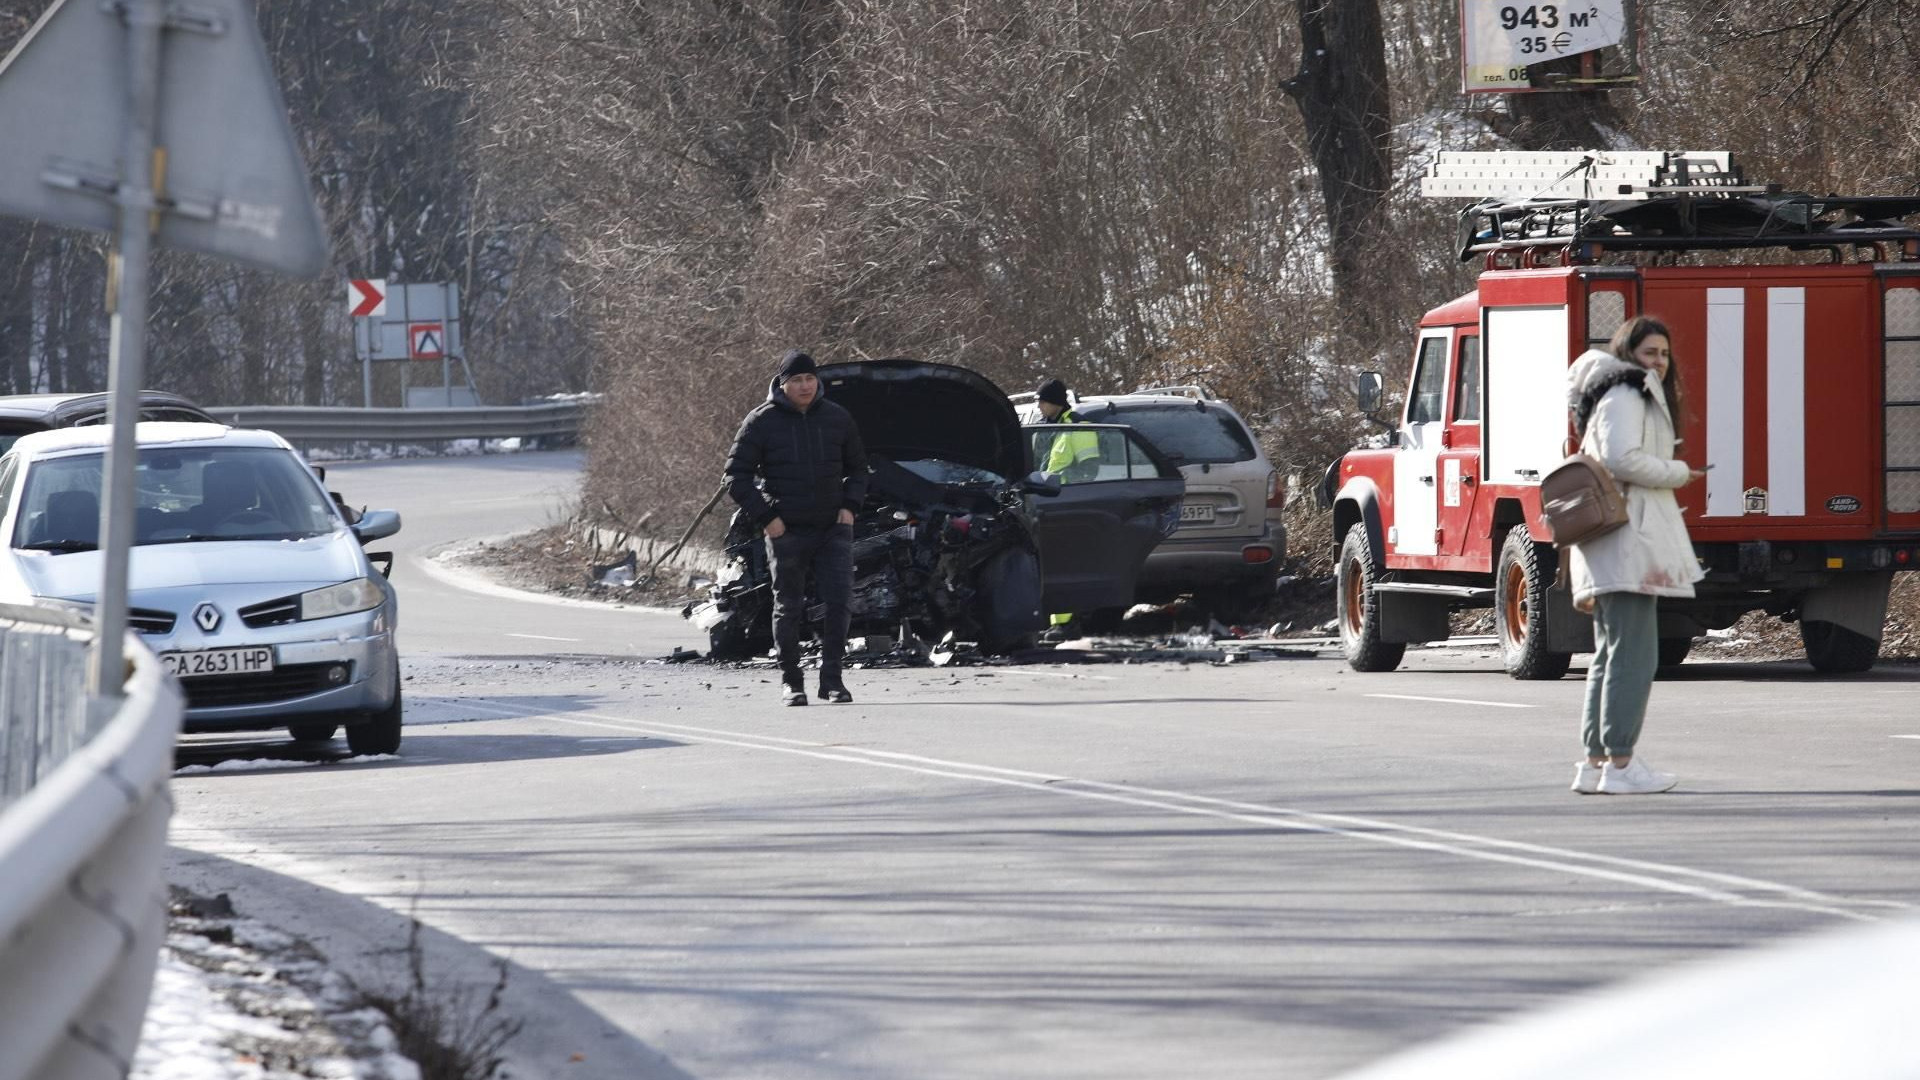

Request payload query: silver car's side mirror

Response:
[1356,371,1385,416]
[352,508,402,543]
[1019,471,1063,497]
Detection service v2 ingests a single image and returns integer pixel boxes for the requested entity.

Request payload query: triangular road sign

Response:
[0,0,329,276]
[410,323,444,359]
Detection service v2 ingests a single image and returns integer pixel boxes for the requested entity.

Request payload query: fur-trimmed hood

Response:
[1567,349,1653,437]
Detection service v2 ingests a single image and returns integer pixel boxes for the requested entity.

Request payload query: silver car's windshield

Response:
[13,445,339,552]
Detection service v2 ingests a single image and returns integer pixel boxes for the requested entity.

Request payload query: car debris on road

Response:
[686,358,1184,662]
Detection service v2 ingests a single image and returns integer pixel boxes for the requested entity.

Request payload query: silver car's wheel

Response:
[346,661,403,755]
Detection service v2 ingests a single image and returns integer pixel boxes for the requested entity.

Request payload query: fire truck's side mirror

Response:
[1355,371,1385,416]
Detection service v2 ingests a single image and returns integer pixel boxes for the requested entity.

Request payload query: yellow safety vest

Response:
[1044,409,1101,477]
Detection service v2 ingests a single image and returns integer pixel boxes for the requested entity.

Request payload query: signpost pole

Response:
[90,0,163,698]
[360,317,372,407]
[441,284,452,405]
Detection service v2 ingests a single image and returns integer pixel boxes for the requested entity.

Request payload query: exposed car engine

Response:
[686,456,1043,661]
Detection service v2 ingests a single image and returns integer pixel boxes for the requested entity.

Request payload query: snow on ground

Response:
[304,437,535,463]
[173,755,399,776]
[133,892,422,1080]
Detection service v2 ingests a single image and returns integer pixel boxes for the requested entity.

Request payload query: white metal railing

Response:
[0,603,93,806]
[0,605,180,1080]
[204,400,589,446]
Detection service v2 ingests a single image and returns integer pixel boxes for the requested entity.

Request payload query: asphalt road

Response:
[166,451,1920,1079]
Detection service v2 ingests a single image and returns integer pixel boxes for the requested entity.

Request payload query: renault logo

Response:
[192,602,222,633]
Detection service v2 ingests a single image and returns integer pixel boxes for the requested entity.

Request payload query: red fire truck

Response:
[1318,151,1920,678]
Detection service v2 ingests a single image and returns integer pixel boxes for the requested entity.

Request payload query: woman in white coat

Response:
[1565,316,1708,794]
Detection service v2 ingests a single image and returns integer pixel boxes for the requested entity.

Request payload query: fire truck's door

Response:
[1392,331,1450,557]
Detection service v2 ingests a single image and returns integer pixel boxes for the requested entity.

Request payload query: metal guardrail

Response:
[203,400,589,445]
[0,604,181,1080]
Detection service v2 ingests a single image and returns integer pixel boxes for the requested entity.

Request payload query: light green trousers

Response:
[1581,591,1658,758]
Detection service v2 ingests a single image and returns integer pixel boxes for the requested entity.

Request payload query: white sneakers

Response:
[1598,758,1678,794]
[1571,761,1603,794]
[1572,758,1677,794]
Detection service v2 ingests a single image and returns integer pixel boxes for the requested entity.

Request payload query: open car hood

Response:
[818,358,1027,481]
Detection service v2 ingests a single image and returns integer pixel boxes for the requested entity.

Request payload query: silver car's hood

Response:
[16,531,367,602]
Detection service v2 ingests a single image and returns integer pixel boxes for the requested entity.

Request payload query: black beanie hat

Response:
[1036,378,1069,407]
[777,349,817,381]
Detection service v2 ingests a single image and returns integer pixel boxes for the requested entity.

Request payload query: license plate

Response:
[162,646,275,678]
[1179,503,1215,523]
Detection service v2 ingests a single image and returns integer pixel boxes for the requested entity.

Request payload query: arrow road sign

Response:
[410,323,445,359]
[349,278,386,317]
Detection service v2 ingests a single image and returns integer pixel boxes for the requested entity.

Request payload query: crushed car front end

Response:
[689,359,1048,659]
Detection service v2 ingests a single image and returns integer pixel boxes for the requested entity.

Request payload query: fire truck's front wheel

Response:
[1495,529,1573,681]
[1338,524,1405,672]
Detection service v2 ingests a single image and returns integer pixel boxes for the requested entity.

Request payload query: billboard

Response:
[1460,0,1636,93]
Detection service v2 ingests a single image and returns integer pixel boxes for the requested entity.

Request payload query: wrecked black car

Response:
[687,358,1184,661]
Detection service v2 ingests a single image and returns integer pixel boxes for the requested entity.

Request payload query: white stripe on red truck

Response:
[1705,288,1746,516]
[1766,287,1807,516]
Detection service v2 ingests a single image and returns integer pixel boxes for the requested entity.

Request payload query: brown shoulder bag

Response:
[1540,445,1628,549]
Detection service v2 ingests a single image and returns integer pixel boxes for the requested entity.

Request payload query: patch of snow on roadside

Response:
[175,759,325,775]
[175,754,399,776]
[134,894,424,1080]
[135,949,289,1080]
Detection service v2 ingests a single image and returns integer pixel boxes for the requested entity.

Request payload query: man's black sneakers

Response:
[781,677,808,706]
[817,682,853,704]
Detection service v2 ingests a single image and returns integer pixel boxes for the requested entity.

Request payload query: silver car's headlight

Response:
[299,577,384,620]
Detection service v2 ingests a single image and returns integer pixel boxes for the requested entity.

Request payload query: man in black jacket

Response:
[724,349,869,705]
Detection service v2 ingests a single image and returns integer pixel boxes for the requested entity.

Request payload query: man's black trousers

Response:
[767,523,853,682]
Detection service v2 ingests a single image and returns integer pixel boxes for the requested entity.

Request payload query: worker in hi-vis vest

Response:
[1034,377,1100,640]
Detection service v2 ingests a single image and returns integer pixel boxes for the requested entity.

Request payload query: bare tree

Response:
[1282,0,1392,312]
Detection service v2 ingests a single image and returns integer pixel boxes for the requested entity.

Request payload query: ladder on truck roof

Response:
[1421,150,1750,202]
[1421,150,1920,263]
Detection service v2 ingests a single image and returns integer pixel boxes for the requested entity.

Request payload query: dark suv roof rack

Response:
[1423,151,1920,262]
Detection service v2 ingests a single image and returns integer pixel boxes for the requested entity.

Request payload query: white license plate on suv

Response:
[162,646,275,678]
[1179,503,1215,523]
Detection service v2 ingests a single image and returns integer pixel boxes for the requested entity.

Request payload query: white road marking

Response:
[1365,693,1534,709]
[1891,735,1920,740]
[986,668,1119,681]
[505,633,579,642]
[437,697,1900,921]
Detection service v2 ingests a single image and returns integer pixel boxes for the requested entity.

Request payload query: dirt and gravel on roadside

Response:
[443,523,1341,640]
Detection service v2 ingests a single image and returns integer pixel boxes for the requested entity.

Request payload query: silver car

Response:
[0,423,405,753]
[1021,385,1284,615]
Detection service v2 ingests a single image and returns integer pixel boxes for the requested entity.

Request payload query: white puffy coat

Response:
[1565,349,1704,613]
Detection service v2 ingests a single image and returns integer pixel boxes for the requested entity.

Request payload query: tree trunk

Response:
[1284,0,1392,312]
[299,294,330,405]
[0,222,38,393]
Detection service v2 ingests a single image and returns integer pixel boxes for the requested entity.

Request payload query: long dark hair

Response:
[1607,314,1686,431]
